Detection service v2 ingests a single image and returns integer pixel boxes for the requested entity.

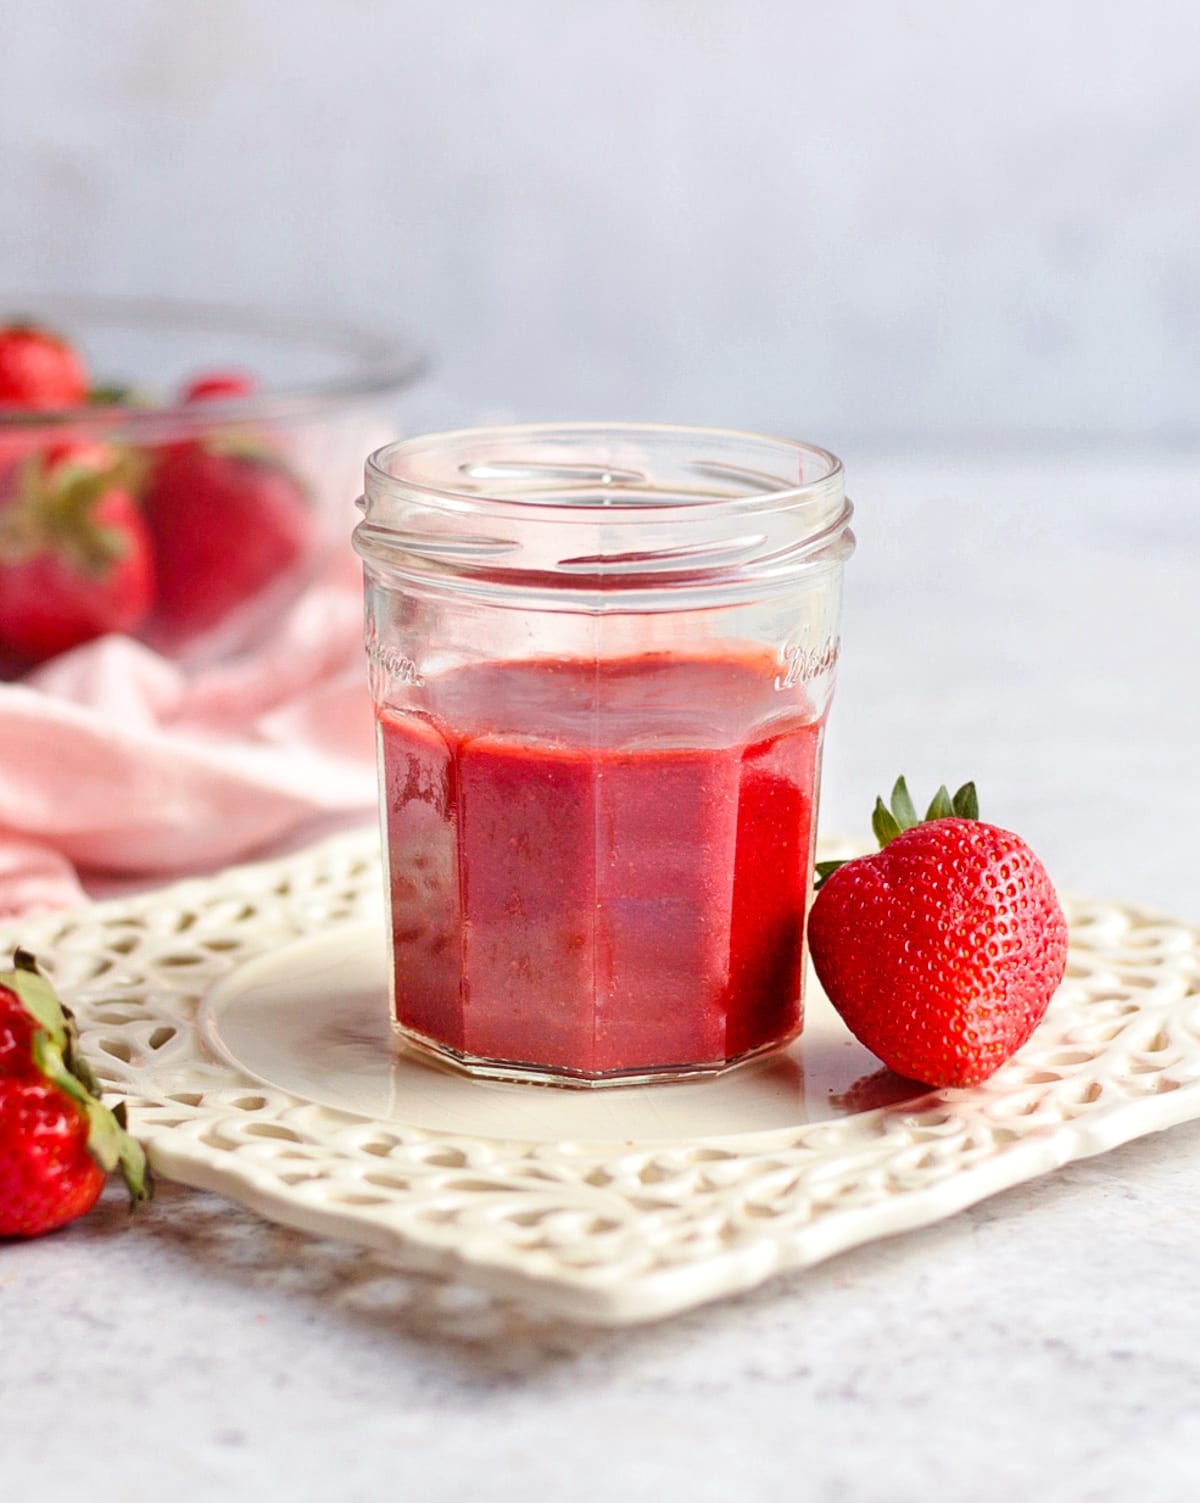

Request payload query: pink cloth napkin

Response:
[0,572,378,916]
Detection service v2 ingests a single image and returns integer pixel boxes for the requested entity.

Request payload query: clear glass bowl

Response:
[0,295,427,669]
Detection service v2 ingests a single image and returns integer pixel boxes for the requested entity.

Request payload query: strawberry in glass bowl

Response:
[0,296,426,669]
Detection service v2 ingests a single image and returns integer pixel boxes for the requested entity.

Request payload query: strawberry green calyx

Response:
[0,448,134,577]
[2,950,152,1208]
[814,776,980,890]
[871,775,978,846]
[87,382,153,408]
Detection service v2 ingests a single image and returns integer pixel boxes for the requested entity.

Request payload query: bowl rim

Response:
[0,292,428,430]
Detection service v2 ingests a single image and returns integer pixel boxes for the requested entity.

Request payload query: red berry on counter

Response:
[142,441,310,644]
[0,323,88,410]
[181,370,258,404]
[0,950,150,1239]
[0,1078,108,1236]
[0,441,157,663]
[808,778,1069,1089]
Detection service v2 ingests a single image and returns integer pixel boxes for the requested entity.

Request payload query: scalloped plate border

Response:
[4,828,1199,1325]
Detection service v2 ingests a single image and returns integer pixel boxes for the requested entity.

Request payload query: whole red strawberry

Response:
[0,323,88,410]
[142,439,311,645]
[0,440,157,663]
[0,950,150,1238]
[808,779,1068,1089]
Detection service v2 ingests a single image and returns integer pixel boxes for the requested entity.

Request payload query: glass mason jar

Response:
[354,423,854,1087]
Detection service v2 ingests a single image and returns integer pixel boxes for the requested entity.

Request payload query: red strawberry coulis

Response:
[380,650,824,1077]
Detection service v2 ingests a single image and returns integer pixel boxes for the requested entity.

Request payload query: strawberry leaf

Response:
[4,949,68,1050]
[814,859,845,890]
[60,1001,101,1096]
[889,776,919,831]
[925,785,954,821]
[952,781,979,820]
[82,1097,124,1173]
[872,798,905,848]
[113,1102,152,1208]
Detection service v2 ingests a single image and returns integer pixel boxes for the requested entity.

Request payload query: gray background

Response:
[3,0,1199,449]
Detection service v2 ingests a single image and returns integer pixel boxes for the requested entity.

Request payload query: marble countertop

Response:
[3,454,1195,1503]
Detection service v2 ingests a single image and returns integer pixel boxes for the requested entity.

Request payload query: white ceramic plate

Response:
[197,923,928,1143]
[6,828,1199,1326]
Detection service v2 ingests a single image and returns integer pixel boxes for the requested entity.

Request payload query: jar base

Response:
[392,1021,802,1090]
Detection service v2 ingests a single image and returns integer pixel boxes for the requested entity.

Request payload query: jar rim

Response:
[364,421,844,521]
[357,422,852,609]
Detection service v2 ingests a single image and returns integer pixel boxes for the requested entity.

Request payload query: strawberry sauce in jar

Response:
[355,425,853,1086]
